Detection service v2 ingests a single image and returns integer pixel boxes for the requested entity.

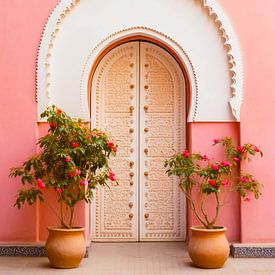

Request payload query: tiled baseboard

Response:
[0,244,90,258]
[230,243,275,258]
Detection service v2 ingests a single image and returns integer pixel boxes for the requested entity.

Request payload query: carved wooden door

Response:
[91,41,186,242]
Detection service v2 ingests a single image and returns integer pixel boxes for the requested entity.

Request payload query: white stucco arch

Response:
[37,0,243,122]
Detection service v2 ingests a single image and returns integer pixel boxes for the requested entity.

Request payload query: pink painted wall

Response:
[0,0,275,244]
[218,0,275,242]
[0,0,60,242]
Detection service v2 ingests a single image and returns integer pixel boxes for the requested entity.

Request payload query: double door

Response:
[91,41,186,241]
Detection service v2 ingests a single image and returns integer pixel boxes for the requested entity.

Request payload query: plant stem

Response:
[44,201,69,228]
[180,185,208,228]
[69,206,74,228]
[60,202,64,226]
[200,200,211,226]
[208,192,221,228]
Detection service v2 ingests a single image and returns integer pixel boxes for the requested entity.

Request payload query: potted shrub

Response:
[164,137,263,269]
[10,105,118,268]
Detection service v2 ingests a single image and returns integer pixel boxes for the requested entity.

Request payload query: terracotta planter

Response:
[45,227,86,268]
[188,226,229,269]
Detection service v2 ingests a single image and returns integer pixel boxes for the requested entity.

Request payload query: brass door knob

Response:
[129,128,134,133]
[144,213,149,219]
[144,127,149,133]
[129,213,134,219]
[144,148,148,154]
[144,85,149,90]
[129,106,134,112]
[129,172,134,177]
[144,171,149,177]
[130,180,134,186]
[129,202,133,208]
[130,84,135,89]
[144,105,149,111]
[129,161,134,167]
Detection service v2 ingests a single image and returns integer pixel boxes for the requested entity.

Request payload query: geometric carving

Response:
[139,42,186,241]
[91,42,139,241]
[91,41,186,242]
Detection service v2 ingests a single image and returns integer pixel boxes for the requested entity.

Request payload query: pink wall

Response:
[0,0,275,244]
[0,0,60,242]
[218,0,275,242]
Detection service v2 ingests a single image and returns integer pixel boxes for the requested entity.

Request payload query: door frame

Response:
[88,38,190,241]
[88,36,190,127]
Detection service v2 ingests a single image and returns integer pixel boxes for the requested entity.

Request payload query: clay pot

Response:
[45,227,86,268]
[188,226,229,269]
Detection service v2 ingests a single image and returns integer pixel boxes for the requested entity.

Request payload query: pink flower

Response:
[72,142,79,148]
[65,156,71,163]
[68,172,75,178]
[208,179,217,188]
[80,180,88,186]
[211,164,219,171]
[37,178,45,189]
[237,146,244,153]
[182,150,189,158]
[221,161,231,167]
[240,177,249,183]
[49,122,57,128]
[203,155,209,161]
[251,144,260,152]
[109,171,117,181]
[56,109,62,115]
[56,188,62,193]
[221,180,229,186]
[233,157,240,162]
[107,142,114,149]
[75,170,81,176]
[244,197,250,202]
[213,138,220,143]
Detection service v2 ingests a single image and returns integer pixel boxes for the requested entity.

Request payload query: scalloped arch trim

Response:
[36,0,243,122]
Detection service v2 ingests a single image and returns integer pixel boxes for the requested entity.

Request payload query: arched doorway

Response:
[90,41,186,242]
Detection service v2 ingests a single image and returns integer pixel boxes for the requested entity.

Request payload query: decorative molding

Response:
[80,26,198,121]
[36,0,81,115]
[36,0,243,121]
[199,0,243,120]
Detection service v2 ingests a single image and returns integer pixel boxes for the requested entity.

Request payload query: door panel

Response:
[91,41,186,242]
[91,42,139,241]
[139,42,186,241]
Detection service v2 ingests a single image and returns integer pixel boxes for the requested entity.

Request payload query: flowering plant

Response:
[10,106,118,229]
[164,137,263,229]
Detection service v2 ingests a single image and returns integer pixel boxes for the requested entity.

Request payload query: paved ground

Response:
[0,242,275,275]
